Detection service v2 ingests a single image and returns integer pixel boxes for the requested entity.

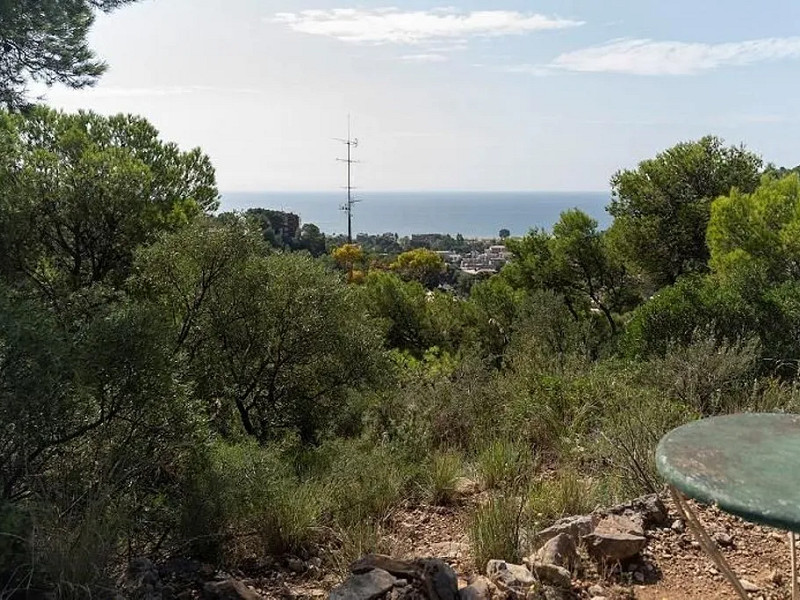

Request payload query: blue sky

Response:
[42,0,800,191]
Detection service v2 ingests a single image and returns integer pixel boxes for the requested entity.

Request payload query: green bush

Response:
[181,441,324,561]
[323,442,411,528]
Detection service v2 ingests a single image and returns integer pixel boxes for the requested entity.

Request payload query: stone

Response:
[713,532,733,547]
[587,584,607,597]
[534,534,577,570]
[458,577,493,600]
[417,558,459,600]
[123,558,163,600]
[740,579,760,593]
[486,560,535,588]
[330,569,398,600]
[670,519,685,533]
[582,515,646,562]
[530,563,571,589]
[542,587,570,600]
[351,556,419,580]
[453,477,481,498]
[529,515,598,550]
[604,494,667,528]
[202,580,263,600]
[287,557,306,573]
[632,571,645,583]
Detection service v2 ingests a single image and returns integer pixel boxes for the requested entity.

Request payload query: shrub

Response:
[324,442,410,528]
[180,441,324,561]
[469,496,523,569]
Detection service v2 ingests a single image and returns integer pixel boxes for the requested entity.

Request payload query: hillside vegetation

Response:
[2,106,800,597]
[3,6,800,595]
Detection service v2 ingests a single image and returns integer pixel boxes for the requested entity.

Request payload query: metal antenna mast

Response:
[335,116,360,243]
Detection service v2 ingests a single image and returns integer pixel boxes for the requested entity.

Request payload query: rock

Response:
[202,580,264,600]
[486,561,535,587]
[713,532,733,547]
[351,556,419,580]
[770,569,783,585]
[670,520,685,533]
[458,577,493,600]
[530,564,571,589]
[330,569,398,600]
[534,534,577,570]
[287,557,306,573]
[632,571,645,583]
[454,477,480,498]
[605,494,668,529]
[740,579,760,593]
[587,584,607,597]
[583,515,646,562]
[542,587,570,600]
[417,558,459,600]
[123,558,163,600]
[529,515,598,550]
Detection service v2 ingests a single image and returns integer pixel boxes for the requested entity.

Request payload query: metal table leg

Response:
[669,486,750,600]
[791,531,797,600]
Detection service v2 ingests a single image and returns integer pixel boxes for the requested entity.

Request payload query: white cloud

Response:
[399,53,449,63]
[271,8,583,47]
[549,37,800,75]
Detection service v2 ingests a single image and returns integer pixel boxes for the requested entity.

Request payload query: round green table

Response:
[656,413,800,599]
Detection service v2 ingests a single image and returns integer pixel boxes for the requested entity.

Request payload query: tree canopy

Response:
[504,209,634,333]
[0,0,142,110]
[608,136,762,288]
[0,107,218,295]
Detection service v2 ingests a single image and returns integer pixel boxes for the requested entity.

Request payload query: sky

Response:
[40,0,800,192]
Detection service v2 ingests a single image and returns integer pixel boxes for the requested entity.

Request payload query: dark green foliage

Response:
[137,221,387,444]
[505,209,637,336]
[609,136,762,287]
[0,107,218,295]
[621,276,754,359]
[0,0,141,110]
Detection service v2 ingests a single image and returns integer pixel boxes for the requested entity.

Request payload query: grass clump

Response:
[476,439,535,490]
[424,451,464,505]
[468,495,523,570]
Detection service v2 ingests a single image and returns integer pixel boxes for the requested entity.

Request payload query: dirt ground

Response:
[262,493,800,599]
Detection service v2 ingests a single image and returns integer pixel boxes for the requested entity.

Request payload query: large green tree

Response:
[708,173,800,287]
[0,107,218,296]
[505,209,634,334]
[0,0,141,110]
[609,136,762,287]
[136,220,385,443]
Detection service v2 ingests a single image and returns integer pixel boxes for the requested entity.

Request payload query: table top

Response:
[656,413,800,532]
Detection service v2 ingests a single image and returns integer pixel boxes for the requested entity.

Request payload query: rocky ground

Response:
[131,489,800,600]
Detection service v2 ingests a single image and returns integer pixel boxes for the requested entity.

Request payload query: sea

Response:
[220,191,612,238]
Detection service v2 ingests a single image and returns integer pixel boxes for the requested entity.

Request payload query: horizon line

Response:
[220,188,611,194]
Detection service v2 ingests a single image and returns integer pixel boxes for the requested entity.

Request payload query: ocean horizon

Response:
[220,191,613,238]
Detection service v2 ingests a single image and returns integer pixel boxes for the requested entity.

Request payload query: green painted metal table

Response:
[656,413,800,599]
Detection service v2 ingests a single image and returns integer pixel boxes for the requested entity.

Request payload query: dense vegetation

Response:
[3,4,800,597]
